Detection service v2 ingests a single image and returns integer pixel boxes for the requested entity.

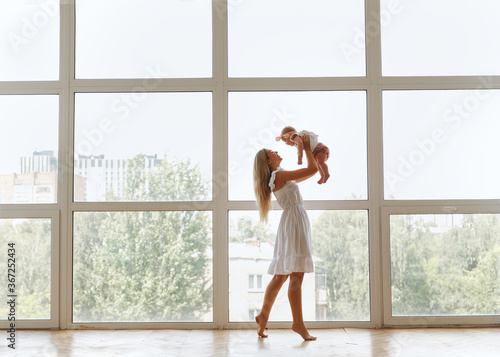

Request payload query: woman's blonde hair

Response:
[253,149,272,223]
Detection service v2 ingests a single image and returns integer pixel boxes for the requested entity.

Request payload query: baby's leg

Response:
[316,160,325,184]
[315,152,330,184]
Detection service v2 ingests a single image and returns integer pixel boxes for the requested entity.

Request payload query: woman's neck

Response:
[269,163,279,172]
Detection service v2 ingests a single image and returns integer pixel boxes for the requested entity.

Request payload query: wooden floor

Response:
[6,327,499,356]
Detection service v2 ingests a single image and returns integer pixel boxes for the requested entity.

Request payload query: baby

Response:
[276,126,330,184]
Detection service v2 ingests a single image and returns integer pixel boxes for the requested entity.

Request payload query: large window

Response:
[73,92,212,202]
[228,91,367,201]
[229,210,370,322]
[390,214,500,317]
[381,0,500,76]
[1,1,499,330]
[383,90,500,200]
[73,211,213,323]
[0,95,59,204]
[0,218,52,320]
[228,0,366,77]
[75,0,212,79]
[0,0,59,81]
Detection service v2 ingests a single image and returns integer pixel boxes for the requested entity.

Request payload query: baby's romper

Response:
[292,130,330,159]
[267,167,314,275]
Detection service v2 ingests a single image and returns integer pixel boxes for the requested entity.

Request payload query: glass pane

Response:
[383,90,500,200]
[73,211,213,323]
[228,0,365,77]
[228,210,369,322]
[74,92,212,202]
[228,91,367,201]
[381,0,500,76]
[391,214,500,316]
[75,0,212,79]
[0,0,59,81]
[0,95,59,204]
[0,218,51,320]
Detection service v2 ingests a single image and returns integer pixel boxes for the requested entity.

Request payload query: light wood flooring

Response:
[5,327,499,356]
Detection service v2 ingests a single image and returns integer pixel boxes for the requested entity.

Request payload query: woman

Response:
[253,135,318,341]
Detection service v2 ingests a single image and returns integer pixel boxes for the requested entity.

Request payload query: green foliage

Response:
[391,214,500,316]
[72,154,212,322]
[229,214,274,243]
[4,153,500,323]
[312,210,370,320]
[0,219,51,319]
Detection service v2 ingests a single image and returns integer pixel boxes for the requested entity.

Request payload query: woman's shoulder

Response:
[269,167,284,191]
[272,168,296,192]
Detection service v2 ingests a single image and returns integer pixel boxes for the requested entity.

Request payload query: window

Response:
[73,92,212,202]
[248,275,263,291]
[383,90,500,200]
[228,0,366,77]
[0,0,59,81]
[0,218,52,320]
[0,213,58,328]
[248,309,261,321]
[73,211,213,323]
[315,267,327,289]
[75,0,212,79]
[228,91,367,201]
[0,95,59,204]
[390,214,500,316]
[2,0,499,331]
[381,0,500,76]
[229,210,370,322]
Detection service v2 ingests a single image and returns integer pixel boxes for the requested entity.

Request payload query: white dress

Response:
[267,167,314,275]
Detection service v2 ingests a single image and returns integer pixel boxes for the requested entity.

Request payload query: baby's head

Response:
[276,126,297,146]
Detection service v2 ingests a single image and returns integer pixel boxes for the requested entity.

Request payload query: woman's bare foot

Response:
[255,314,268,338]
[291,323,317,341]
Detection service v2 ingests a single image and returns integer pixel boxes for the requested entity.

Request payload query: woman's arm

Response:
[293,135,304,165]
[273,136,318,190]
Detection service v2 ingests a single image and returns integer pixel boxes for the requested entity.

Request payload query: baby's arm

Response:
[292,134,304,165]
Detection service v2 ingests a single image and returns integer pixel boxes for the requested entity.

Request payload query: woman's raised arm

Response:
[274,135,318,188]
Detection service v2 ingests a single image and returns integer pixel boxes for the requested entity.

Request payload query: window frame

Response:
[381,205,500,327]
[0,0,498,330]
[248,274,264,292]
[0,210,59,329]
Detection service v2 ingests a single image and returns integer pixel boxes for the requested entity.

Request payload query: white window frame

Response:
[0,210,59,329]
[0,0,498,330]
[381,205,500,327]
[248,274,263,292]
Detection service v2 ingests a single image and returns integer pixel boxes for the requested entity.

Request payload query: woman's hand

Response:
[273,133,318,188]
[301,134,311,151]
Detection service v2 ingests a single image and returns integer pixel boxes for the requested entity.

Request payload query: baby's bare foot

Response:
[292,323,317,341]
[317,173,330,184]
[322,172,330,183]
[255,314,268,338]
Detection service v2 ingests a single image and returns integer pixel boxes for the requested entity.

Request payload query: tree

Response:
[390,214,500,316]
[229,214,274,243]
[0,219,51,319]
[73,154,212,322]
[312,210,370,320]
[390,215,434,315]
